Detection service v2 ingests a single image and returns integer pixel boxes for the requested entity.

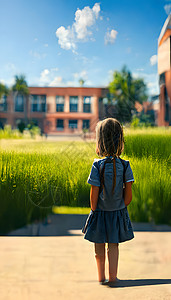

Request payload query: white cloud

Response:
[5,63,16,72]
[132,72,159,95]
[126,47,132,54]
[39,69,50,85]
[0,79,5,84]
[49,76,63,87]
[56,3,101,51]
[66,81,78,87]
[51,68,59,72]
[70,70,89,86]
[150,54,158,66]
[56,26,76,51]
[29,50,47,59]
[136,68,144,71]
[73,70,88,80]
[42,69,49,76]
[104,29,118,45]
[108,69,113,81]
[74,3,100,39]
[37,68,64,86]
[92,3,100,18]
[164,4,171,15]
[44,44,48,47]
[66,78,93,87]
[1,77,15,87]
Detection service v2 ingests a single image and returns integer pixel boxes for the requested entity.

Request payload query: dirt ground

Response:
[0,229,171,300]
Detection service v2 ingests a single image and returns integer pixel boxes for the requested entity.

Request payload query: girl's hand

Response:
[90,185,99,211]
[124,181,133,206]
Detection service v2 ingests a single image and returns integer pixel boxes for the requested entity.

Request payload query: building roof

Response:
[158,14,171,45]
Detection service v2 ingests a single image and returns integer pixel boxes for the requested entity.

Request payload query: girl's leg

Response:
[107,243,119,282]
[94,243,106,282]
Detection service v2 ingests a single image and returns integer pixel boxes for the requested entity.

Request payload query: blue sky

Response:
[0,0,171,96]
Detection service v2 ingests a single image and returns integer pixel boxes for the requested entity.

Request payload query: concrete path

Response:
[1,215,171,300]
[6,214,171,236]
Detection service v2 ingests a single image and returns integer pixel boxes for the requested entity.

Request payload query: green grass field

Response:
[0,127,170,234]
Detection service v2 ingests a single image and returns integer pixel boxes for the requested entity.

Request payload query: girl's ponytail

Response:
[100,155,117,195]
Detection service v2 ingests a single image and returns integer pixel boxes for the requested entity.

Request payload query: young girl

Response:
[82,117,134,285]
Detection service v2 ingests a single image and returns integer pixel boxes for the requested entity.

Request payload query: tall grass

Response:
[0,125,23,139]
[124,132,171,161]
[0,127,170,234]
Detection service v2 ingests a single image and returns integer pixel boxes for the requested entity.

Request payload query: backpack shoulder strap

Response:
[118,158,129,184]
[97,157,113,193]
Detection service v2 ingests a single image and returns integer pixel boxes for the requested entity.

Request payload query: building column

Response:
[92,96,99,116]
[47,96,55,113]
[65,95,70,112]
[78,119,82,132]
[78,96,83,112]
[90,96,99,132]
[64,118,68,132]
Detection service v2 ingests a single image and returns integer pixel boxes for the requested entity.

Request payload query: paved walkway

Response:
[1,215,171,300]
[6,214,171,236]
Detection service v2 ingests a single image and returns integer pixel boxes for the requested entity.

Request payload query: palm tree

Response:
[0,83,9,114]
[0,82,8,99]
[109,66,148,123]
[12,75,29,126]
[79,78,85,87]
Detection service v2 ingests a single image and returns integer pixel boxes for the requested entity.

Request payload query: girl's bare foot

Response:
[107,277,120,286]
[99,279,109,285]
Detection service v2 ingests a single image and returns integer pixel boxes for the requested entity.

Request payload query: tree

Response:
[12,75,29,95]
[0,83,8,99]
[108,66,148,123]
[18,121,26,133]
[79,78,85,86]
[12,75,29,126]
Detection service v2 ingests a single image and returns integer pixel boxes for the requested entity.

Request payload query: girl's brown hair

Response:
[95,118,125,194]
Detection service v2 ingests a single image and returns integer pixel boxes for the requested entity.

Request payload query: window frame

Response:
[69,119,78,129]
[69,96,78,112]
[14,94,24,112]
[30,95,46,112]
[56,119,64,131]
[0,95,7,112]
[56,96,65,112]
[82,119,90,129]
[83,96,91,113]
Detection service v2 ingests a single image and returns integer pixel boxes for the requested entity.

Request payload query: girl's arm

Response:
[90,185,99,211]
[124,181,133,206]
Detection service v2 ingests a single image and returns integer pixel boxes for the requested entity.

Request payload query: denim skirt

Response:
[82,207,134,243]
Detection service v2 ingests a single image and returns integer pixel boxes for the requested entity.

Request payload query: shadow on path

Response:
[6,214,171,236]
[107,279,171,288]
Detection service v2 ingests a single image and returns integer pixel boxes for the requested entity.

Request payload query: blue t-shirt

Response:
[87,156,134,211]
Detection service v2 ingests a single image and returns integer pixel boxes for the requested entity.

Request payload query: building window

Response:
[56,96,65,112]
[69,119,77,129]
[15,94,24,112]
[159,73,165,86]
[70,96,78,112]
[164,87,169,122]
[56,119,64,130]
[0,95,7,112]
[83,96,91,113]
[83,119,90,129]
[30,95,46,112]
